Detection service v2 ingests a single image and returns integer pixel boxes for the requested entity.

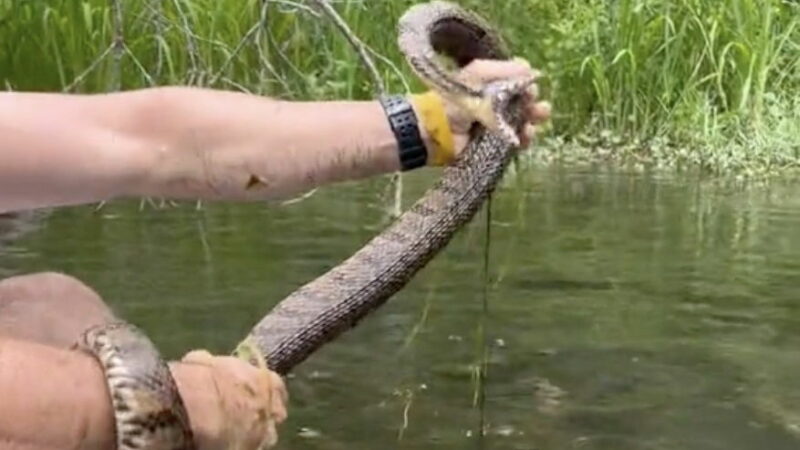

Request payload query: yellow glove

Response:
[410,91,456,166]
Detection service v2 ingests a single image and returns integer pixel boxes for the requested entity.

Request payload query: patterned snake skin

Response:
[79,322,195,450]
[244,1,533,375]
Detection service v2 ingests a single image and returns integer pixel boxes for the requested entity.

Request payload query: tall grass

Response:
[0,0,798,174]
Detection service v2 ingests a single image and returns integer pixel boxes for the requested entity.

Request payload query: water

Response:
[2,166,800,449]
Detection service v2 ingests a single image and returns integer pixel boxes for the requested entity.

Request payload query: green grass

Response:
[0,0,798,175]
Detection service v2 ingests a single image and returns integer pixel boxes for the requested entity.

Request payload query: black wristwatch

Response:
[379,95,428,171]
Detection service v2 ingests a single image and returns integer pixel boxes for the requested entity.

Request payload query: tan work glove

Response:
[171,350,288,450]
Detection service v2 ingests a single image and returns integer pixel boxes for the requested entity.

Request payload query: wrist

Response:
[409,91,456,166]
[379,95,428,171]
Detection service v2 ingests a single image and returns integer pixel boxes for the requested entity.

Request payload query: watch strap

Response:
[379,95,428,171]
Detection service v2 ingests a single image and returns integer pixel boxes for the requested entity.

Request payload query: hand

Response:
[170,350,288,450]
[419,58,551,165]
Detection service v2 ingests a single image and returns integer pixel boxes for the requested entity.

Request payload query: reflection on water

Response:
[2,166,800,449]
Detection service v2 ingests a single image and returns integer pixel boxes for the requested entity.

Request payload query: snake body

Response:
[79,322,195,450]
[80,2,530,447]
[245,1,530,374]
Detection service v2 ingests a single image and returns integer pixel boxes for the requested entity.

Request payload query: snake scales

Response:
[79,322,195,450]
[80,2,531,448]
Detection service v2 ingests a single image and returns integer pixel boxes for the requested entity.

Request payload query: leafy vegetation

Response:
[1,0,798,175]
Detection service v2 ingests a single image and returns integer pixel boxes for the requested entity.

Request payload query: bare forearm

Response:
[129,87,404,201]
[0,87,410,213]
[0,337,116,450]
[0,91,152,213]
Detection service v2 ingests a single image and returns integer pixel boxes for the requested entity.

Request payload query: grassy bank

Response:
[1,0,798,175]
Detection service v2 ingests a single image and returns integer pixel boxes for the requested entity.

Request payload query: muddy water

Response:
[2,166,799,449]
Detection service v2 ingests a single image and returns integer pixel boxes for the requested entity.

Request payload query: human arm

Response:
[0,88,404,213]
[0,337,286,450]
[0,59,550,214]
[0,272,287,450]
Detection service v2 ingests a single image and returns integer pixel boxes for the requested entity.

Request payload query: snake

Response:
[79,2,533,448]
[242,0,533,374]
[78,321,195,450]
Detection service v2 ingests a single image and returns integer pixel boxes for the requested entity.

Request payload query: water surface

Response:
[2,166,799,449]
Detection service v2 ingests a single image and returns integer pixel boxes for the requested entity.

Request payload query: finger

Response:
[525,123,539,143]
[267,372,288,422]
[519,132,530,149]
[525,82,539,101]
[516,123,537,148]
[181,349,215,364]
[462,58,540,83]
[527,100,551,123]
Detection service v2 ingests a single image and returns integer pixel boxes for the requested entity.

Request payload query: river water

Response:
[1,166,799,449]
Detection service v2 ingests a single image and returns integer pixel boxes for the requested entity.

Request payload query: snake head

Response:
[447,57,538,147]
[484,75,537,147]
[451,74,535,147]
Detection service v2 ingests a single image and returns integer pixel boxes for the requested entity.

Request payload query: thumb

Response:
[457,57,541,87]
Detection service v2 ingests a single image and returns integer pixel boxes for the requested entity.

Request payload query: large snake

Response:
[80,2,531,448]
[241,1,532,374]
